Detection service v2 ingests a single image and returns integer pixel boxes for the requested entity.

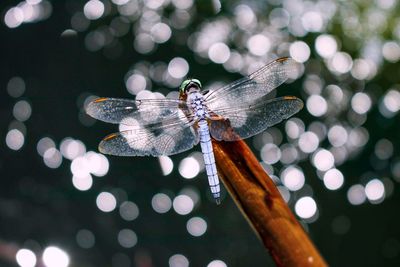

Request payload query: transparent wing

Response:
[205,57,298,111]
[209,96,303,141]
[86,97,188,126]
[99,111,199,156]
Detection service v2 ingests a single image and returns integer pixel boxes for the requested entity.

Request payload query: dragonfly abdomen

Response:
[198,120,221,204]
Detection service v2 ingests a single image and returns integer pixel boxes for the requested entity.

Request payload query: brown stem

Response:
[212,139,327,267]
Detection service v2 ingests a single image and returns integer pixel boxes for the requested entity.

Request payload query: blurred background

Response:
[1,0,400,266]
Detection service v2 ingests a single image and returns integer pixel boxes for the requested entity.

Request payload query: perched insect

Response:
[86,57,303,204]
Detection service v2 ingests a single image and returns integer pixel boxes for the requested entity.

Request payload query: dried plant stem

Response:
[212,139,327,267]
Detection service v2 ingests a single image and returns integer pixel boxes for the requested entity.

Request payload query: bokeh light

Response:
[179,157,200,179]
[328,125,348,147]
[3,0,400,266]
[329,52,353,74]
[76,229,96,249]
[315,34,337,58]
[247,34,270,56]
[83,0,104,20]
[323,169,344,190]
[298,131,319,153]
[117,229,137,248]
[312,149,335,171]
[347,184,366,205]
[209,42,230,64]
[152,193,172,213]
[169,254,189,267]
[96,192,117,212]
[42,246,69,267]
[60,138,86,160]
[351,92,372,115]
[289,41,311,63]
[7,77,26,97]
[365,179,385,203]
[207,259,227,267]
[186,217,207,237]
[173,195,194,215]
[380,90,400,117]
[16,249,36,267]
[72,174,93,191]
[306,95,327,117]
[125,73,147,95]
[37,137,56,156]
[260,143,281,164]
[6,129,24,151]
[159,156,174,176]
[281,166,305,191]
[295,196,317,219]
[168,57,189,79]
[13,100,32,122]
[151,23,172,44]
[4,1,52,28]
[119,201,139,221]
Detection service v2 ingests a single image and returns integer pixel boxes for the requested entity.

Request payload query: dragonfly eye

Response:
[179,79,202,93]
[191,79,202,88]
[179,80,191,93]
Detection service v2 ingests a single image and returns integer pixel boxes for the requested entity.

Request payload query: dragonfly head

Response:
[179,78,202,95]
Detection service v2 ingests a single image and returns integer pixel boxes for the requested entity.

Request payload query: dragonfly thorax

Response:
[187,91,209,120]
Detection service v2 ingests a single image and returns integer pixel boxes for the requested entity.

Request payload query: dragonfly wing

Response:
[209,96,303,141]
[99,111,199,156]
[86,97,188,126]
[205,57,298,111]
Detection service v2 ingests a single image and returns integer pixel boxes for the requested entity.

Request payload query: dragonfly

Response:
[86,57,303,204]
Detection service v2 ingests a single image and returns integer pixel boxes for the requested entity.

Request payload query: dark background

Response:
[1,0,400,266]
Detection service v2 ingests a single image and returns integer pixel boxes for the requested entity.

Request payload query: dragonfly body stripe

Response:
[199,121,220,203]
[188,91,221,203]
